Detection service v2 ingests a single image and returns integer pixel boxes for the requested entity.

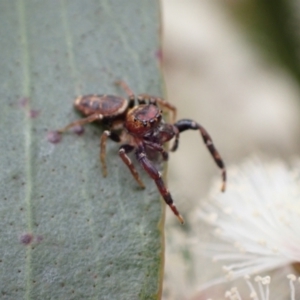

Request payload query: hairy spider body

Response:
[57,81,226,224]
[74,94,129,118]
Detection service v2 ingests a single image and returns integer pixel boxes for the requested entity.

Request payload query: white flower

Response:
[198,158,300,280]
[221,275,299,300]
[224,275,271,300]
[191,273,300,300]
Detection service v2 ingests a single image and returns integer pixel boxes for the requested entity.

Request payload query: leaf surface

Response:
[0,1,164,299]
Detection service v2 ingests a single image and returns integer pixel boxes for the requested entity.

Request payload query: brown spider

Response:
[57,81,226,224]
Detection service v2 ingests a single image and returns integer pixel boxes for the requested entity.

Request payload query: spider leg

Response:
[173,119,226,192]
[99,130,121,177]
[119,144,145,189]
[115,80,135,108]
[136,145,184,224]
[143,141,169,161]
[57,113,103,133]
[137,94,177,123]
[170,131,179,152]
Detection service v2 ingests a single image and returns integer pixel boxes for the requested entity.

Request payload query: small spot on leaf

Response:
[47,131,62,144]
[72,125,84,135]
[36,235,43,243]
[30,109,40,118]
[155,48,163,63]
[19,97,29,107]
[20,233,33,245]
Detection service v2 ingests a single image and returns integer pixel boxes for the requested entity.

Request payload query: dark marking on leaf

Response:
[36,235,43,243]
[20,233,33,245]
[30,109,40,118]
[72,125,84,135]
[47,131,62,144]
[19,97,29,107]
[155,48,163,62]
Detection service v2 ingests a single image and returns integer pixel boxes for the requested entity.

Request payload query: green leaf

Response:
[0,1,164,299]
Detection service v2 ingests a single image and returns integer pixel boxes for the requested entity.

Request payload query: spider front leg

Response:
[136,145,184,224]
[172,119,226,192]
[143,140,169,161]
[119,144,145,189]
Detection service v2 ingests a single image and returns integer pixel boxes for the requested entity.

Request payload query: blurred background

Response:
[161,0,300,299]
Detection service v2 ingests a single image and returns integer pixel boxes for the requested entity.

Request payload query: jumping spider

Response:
[57,81,226,224]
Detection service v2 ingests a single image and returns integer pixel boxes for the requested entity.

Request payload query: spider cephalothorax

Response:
[57,81,226,224]
[125,104,162,136]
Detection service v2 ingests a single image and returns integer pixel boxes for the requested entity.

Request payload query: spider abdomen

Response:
[74,94,128,118]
